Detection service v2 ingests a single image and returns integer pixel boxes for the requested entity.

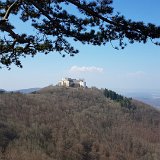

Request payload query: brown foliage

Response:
[0,86,160,160]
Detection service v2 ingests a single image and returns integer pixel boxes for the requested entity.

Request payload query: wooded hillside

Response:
[0,86,160,160]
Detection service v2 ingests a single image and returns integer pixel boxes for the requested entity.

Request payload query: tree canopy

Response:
[0,0,160,68]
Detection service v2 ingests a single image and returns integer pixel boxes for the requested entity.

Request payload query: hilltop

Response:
[0,86,160,160]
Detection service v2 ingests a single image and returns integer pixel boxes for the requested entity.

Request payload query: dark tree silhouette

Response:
[0,0,160,68]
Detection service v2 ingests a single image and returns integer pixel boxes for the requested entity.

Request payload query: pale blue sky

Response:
[1,0,160,91]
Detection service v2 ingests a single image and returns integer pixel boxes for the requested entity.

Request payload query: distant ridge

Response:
[120,90,160,109]
[0,89,5,93]
[13,88,41,94]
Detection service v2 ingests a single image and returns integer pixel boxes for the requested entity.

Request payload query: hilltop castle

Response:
[58,78,86,88]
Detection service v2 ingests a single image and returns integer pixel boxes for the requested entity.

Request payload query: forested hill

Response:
[0,86,160,160]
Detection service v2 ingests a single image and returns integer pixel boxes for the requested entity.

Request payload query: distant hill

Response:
[0,87,159,160]
[13,87,41,94]
[0,89,5,93]
[120,90,160,109]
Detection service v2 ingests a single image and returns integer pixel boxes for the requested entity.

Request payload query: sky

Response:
[1,0,160,91]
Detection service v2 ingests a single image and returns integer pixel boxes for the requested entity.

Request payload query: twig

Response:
[3,0,19,21]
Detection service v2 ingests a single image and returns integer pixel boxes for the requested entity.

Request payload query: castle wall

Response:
[59,78,86,88]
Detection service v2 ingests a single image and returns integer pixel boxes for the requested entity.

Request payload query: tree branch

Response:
[66,0,117,25]
[3,0,20,20]
[66,0,142,34]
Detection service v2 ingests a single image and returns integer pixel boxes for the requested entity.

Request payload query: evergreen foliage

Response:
[103,88,133,109]
[1,0,160,68]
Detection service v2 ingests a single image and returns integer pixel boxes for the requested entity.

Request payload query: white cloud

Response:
[69,66,104,73]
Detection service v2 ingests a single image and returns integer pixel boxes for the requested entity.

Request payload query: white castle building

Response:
[58,78,86,88]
